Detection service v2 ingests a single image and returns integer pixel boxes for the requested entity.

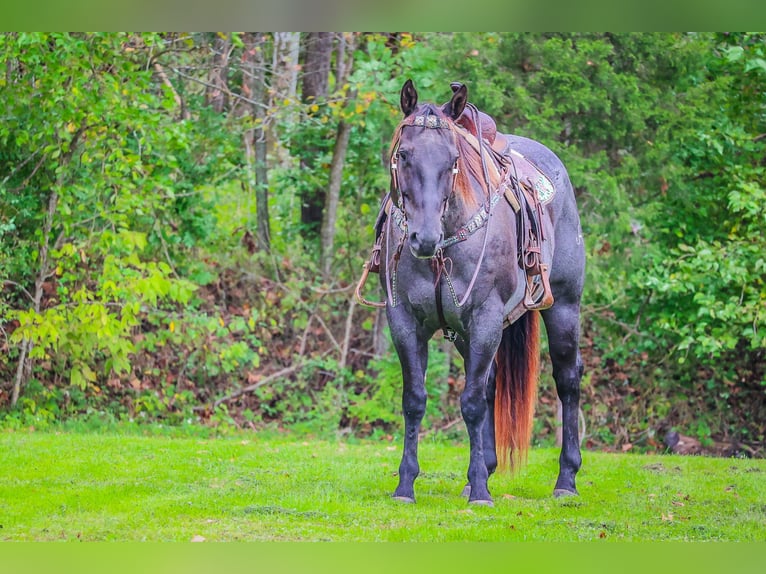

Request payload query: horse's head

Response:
[391,79,468,259]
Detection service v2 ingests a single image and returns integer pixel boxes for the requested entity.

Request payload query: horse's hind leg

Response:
[482,364,498,475]
[541,302,583,496]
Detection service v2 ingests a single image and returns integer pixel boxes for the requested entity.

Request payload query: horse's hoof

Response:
[469,498,494,507]
[460,484,471,498]
[553,488,578,498]
[392,495,416,504]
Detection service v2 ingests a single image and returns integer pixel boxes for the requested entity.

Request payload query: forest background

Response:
[1,32,764,456]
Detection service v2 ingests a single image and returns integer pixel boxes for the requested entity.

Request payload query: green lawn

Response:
[1,429,764,541]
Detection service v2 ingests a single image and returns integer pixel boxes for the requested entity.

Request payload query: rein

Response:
[449,103,495,310]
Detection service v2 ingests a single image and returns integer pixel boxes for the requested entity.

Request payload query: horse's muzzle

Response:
[409,231,441,259]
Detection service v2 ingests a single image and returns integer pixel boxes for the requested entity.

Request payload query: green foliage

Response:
[1,33,242,414]
[1,32,764,451]
[620,33,766,434]
[422,32,765,445]
[349,339,453,432]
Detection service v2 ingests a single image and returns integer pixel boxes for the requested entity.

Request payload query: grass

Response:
[0,427,764,541]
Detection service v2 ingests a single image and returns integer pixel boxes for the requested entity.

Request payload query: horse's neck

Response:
[444,177,487,234]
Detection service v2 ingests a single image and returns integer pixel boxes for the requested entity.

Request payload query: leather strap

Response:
[432,251,457,341]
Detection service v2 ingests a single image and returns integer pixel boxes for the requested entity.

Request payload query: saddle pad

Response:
[507,149,556,204]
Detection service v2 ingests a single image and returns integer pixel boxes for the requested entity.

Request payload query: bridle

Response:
[389,112,460,220]
[386,106,508,339]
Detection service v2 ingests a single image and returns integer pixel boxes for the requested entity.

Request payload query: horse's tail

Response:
[494,310,541,472]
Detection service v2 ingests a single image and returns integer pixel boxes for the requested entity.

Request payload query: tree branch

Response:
[153,61,190,120]
[169,65,269,111]
[2,280,34,303]
[1,149,41,187]
[9,153,47,193]
[210,362,305,409]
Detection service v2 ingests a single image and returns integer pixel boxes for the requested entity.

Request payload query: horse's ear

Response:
[443,83,467,120]
[400,79,418,117]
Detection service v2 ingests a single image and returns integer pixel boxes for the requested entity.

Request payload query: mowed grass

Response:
[0,429,764,541]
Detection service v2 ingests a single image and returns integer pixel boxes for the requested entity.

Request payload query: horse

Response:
[357,79,585,506]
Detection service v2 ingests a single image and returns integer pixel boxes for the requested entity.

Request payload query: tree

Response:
[205,33,232,113]
[299,32,335,237]
[0,33,220,406]
[242,32,272,251]
[320,33,357,275]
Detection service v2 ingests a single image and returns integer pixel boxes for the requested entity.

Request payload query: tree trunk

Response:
[270,33,300,169]
[242,32,271,251]
[206,33,232,113]
[320,119,352,274]
[11,190,58,407]
[273,33,300,104]
[10,124,84,407]
[319,34,357,275]
[301,33,333,104]
[299,32,334,237]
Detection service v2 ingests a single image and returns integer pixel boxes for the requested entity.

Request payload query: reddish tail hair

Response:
[494,310,541,472]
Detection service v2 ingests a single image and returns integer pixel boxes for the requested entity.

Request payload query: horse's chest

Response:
[403,288,439,316]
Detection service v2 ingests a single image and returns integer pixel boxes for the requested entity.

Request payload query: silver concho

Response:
[534,174,555,204]
[414,115,450,129]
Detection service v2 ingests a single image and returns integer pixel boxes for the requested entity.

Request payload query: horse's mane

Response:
[389,104,502,210]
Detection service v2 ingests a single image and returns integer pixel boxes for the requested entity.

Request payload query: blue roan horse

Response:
[357,80,585,505]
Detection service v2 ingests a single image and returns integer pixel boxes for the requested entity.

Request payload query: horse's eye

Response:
[398,150,408,162]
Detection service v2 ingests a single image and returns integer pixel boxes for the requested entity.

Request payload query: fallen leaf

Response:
[502,494,517,500]
[621,443,633,452]
[661,513,674,522]
[191,535,206,542]
[599,531,607,538]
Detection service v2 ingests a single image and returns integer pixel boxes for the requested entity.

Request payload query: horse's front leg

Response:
[389,314,431,503]
[460,330,502,506]
[456,340,498,501]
